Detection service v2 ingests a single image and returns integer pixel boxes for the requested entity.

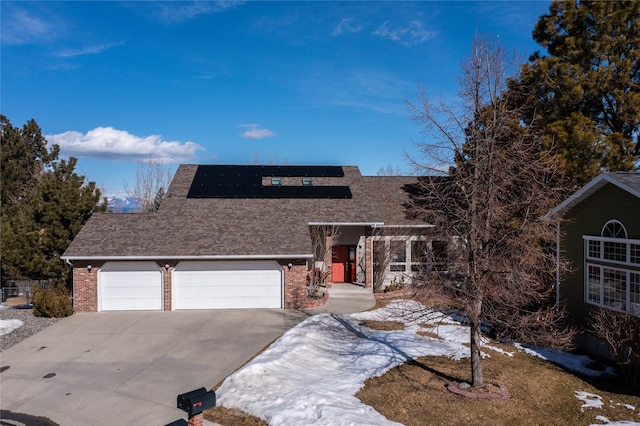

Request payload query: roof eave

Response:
[546,173,640,220]
[61,254,314,261]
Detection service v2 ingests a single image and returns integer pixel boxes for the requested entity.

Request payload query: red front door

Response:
[332,245,356,283]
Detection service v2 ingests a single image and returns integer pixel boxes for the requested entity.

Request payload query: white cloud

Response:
[153,1,243,24]
[239,124,276,140]
[45,127,204,163]
[54,41,125,58]
[372,20,436,46]
[332,18,363,36]
[1,7,56,46]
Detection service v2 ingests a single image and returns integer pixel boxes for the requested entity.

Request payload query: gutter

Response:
[308,222,385,227]
[61,254,314,262]
[372,224,435,228]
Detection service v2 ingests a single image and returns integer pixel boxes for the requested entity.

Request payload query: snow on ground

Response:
[576,391,605,411]
[575,392,640,426]
[216,299,631,425]
[0,319,23,336]
[591,415,640,426]
[217,301,470,426]
[514,343,617,377]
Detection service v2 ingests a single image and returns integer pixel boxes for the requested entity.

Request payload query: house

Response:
[62,165,444,312]
[548,172,640,328]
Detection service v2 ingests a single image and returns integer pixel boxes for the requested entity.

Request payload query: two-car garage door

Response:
[97,260,282,311]
[173,260,282,309]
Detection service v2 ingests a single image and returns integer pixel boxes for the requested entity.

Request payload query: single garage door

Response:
[98,262,163,311]
[173,260,282,309]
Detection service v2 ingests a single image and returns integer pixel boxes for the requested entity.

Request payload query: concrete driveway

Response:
[0,309,299,425]
[0,285,375,426]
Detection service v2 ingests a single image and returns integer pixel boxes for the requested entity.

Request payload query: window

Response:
[604,241,627,262]
[586,264,640,315]
[432,241,448,272]
[631,273,640,315]
[584,219,638,266]
[390,240,406,272]
[602,268,626,311]
[587,265,601,304]
[302,177,313,186]
[631,244,640,265]
[602,220,628,239]
[584,219,640,316]
[411,240,428,272]
[271,177,282,185]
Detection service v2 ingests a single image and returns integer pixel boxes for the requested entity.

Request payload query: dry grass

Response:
[358,352,640,426]
[205,305,640,426]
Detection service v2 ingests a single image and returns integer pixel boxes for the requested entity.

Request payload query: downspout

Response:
[555,221,560,311]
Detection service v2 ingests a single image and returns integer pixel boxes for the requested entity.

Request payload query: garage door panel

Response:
[99,262,162,311]
[173,261,282,309]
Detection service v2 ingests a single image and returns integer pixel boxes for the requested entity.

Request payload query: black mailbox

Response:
[177,387,216,417]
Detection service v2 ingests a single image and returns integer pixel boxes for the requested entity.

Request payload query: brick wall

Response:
[161,262,174,311]
[282,262,308,308]
[72,262,101,312]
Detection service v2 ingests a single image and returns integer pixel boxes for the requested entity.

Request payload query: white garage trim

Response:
[98,262,163,311]
[172,260,283,310]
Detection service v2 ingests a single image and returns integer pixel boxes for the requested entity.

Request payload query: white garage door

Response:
[173,260,282,309]
[98,262,162,311]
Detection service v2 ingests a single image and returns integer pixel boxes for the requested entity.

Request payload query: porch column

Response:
[325,235,333,288]
[365,233,373,289]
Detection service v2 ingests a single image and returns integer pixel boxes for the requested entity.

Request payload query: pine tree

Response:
[514,0,640,187]
[1,116,104,284]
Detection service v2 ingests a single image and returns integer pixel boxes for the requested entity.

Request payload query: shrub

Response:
[32,284,74,318]
[590,307,640,388]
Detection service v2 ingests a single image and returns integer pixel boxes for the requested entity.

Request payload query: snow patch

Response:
[515,343,616,377]
[591,415,640,425]
[0,319,24,336]
[576,391,604,411]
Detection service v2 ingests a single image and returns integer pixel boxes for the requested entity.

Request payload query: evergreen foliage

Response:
[32,284,74,318]
[1,115,105,285]
[513,0,640,188]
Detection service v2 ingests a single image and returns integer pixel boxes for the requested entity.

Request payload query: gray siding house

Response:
[549,172,640,326]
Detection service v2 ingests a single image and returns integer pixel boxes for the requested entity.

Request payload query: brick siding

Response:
[162,262,174,311]
[282,262,308,308]
[72,262,101,312]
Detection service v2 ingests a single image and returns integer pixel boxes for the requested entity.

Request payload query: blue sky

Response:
[2,1,552,197]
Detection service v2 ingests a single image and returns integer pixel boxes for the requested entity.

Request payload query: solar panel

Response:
[187,165,351,198]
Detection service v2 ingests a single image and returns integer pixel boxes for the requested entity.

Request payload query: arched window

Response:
[601,220,628,239]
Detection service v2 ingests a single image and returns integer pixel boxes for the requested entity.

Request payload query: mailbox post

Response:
[177,387,216,426]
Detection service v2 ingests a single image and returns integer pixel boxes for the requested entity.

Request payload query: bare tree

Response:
[406,35,573,388]
[590,308,640,387]
[376,164,402,176]
[308,225,340,298]
[124,160,173,212]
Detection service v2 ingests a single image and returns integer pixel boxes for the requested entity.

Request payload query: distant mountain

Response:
[106,196,141,213]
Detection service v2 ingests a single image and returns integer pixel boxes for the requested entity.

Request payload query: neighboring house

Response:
[548,172,640,328]
[62,165,444,312]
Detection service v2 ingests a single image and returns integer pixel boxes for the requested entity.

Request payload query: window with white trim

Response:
[389,240,407,272]
[373,236,448,275]
[583,219,640,316]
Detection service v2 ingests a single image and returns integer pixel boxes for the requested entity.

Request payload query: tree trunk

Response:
[469,298,484,388]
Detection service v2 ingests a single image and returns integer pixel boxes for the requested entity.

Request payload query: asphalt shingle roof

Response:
[63,165,425,259]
